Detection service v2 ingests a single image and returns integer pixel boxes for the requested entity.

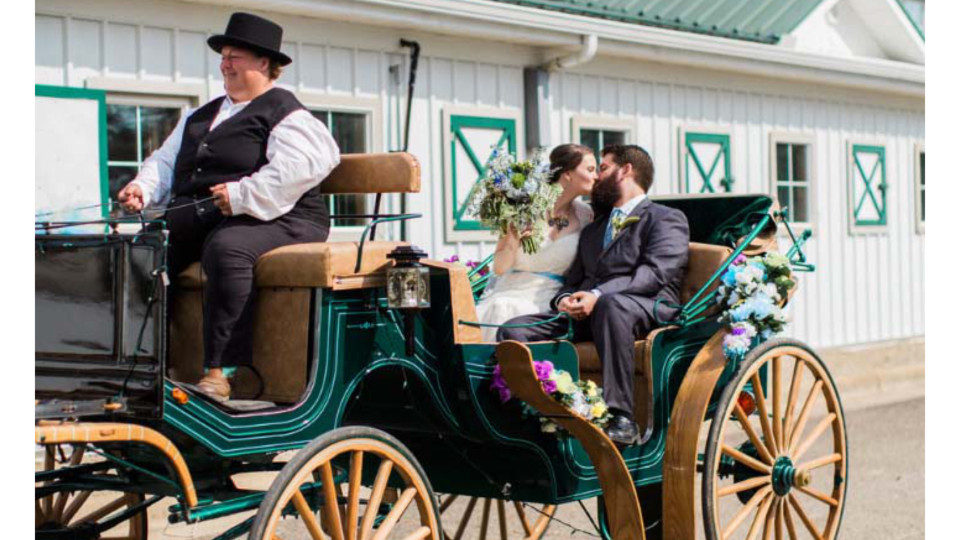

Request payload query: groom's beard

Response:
[590,174,621,217]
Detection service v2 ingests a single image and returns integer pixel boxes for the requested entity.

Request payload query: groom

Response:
[498,144,690,445]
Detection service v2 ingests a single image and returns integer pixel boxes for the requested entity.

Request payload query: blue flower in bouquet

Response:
[744,293,776,320]
[728,302,753,323]
[722,267,738,287]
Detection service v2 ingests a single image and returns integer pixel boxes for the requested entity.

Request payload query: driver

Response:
[117,12,340,401]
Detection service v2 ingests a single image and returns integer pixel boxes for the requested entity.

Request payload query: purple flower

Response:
[533,360,554,382]
[443,255,460,264]
[734,254,748,265]
[490,365,512,403]
[466,260,491,277]
[542,379,557,394]
[732,326,746,336]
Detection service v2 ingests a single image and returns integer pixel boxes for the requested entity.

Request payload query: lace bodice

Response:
[511,199,594,274]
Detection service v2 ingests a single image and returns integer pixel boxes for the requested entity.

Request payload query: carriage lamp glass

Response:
[386,246,431,309]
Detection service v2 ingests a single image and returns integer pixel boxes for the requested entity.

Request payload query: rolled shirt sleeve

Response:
[226,109,341,221]
[129,110,190,209]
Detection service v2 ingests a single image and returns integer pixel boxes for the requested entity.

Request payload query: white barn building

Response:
[35,0,925,396]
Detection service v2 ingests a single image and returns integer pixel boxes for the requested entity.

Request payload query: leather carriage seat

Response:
[576,242,734,435]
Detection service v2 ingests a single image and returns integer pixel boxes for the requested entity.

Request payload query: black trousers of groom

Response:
[496,292,659,418]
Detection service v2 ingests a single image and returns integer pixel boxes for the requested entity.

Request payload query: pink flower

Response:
[734,254,747,265]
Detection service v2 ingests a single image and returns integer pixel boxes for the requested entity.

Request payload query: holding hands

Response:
[558,291,598,320]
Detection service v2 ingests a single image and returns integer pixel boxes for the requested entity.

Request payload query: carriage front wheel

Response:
[249,426,442,540]
[702,338,848,540]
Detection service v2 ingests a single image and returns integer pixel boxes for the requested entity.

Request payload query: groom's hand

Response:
[567,291,598,320]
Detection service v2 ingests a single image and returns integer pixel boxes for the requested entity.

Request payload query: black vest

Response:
[172,87,329,225]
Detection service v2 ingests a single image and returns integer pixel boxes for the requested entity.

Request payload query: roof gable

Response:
[487,0,824,44]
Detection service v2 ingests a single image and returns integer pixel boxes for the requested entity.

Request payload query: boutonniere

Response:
[611,216,640,238]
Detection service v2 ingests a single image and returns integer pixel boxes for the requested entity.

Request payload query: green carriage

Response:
[35,153,846,540]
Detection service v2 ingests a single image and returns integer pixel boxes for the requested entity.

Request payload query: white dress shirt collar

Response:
[613,193,647,216]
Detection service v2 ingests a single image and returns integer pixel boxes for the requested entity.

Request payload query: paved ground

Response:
[145,398,923,539]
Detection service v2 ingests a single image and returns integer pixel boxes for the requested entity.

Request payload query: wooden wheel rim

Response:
[705,342,847,540]
[437,495,556,540]
[35,444,147,540]
[260,436,441,540]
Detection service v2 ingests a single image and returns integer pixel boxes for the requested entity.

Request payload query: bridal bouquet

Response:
[490,360,612,436]
[716,252,795,359]
[468,148,559,254]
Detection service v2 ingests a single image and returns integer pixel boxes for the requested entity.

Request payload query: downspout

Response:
[543,33,598,71]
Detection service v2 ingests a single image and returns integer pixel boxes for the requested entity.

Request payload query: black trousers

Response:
[166,196,328,369]
[496,293,657,417]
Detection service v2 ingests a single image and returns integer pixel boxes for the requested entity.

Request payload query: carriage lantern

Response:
[386,245,430,356]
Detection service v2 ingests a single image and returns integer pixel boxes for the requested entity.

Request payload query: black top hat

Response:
[207,12,292,66]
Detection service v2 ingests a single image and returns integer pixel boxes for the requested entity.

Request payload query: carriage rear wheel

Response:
[249,426,442,540]
[437,494,555,540]
[702,338,847,540]
[35,444,148,540]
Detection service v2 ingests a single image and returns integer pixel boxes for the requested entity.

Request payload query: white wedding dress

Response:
[475,199,594,342]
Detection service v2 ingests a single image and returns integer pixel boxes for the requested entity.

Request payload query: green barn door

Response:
[683,132,732,193]
[851,144,887,227]
[449,115,517,231]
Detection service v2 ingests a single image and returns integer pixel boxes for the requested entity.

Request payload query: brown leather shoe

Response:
[196,372,231,402]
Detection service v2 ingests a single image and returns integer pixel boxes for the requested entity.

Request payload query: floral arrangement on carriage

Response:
[716,252,795,359]
[468,148,559,255]
[490,360,612,436]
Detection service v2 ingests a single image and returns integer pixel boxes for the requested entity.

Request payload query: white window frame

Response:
[847,139,889,235]
[297,93,384,242]
[915,142,925,234]
[571,115,635,153]
[769,131,816,232]
[677,125,734,194]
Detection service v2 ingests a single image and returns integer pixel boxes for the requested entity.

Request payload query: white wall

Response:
[36,0,925,349]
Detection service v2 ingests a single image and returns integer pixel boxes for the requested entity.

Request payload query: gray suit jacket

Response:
[552,198,690,320]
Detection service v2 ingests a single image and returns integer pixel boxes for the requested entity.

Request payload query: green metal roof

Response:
[488,0,825,44]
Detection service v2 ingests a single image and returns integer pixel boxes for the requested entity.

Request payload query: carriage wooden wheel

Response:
[437,494,555,540]
[249,426,442,540]
[35,443,148,540]
[702,338,847,540]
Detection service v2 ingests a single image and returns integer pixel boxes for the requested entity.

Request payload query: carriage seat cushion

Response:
[575,341,648,374]
[680,242,734,304]
[176,241,407,289]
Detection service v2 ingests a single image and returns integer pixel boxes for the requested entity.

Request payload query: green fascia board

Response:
[486,0,825,44]
[895,0,924,41]
[35,84,110,218]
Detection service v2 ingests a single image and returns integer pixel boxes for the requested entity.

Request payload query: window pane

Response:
[580,129,600,157]
[311,110,330,127]
[333,194,368,227]
[331,112,367,154]
[777,186,791,216]
[107,104,137,162]
[920,152,925,186]
[776,143,790,181]
[108,166,138,216]
[921,190,925,222]
[793,186,808,222]
[792,144,808,181]
[140,106,181,157]
[603,130,626,148]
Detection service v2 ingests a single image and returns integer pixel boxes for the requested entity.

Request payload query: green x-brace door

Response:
[449,115,517,231]
[851,145,887,226]
[684,132,733,193]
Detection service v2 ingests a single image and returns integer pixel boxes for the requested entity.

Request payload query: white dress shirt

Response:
[131,93,341,221]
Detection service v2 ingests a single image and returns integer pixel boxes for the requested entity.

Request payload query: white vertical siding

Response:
[35,2,924,349]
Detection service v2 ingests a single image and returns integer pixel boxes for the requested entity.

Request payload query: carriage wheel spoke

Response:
[796,485,839,507]
[42,446,55,517]
[787,381,823,454]
[718,475,772,497]
[751,373,779,456]
[772,356,784,452]
[745,492,774,540]
[787,494,824,540]
[347,452,363,540]
[321,462,345,540]
[402,526,432,540]
[723,444,773,474]
[452,497,478,540]
[371,487,417,540]
[75,495,127,525]
[513,501,533,536]
[360,460,393,540]
[292,490,327,540]
[721,486,773,540]
[793,413,836,462]
[797,453,842,472]
[775,498,785,540]
[762,498,777,540]
[783,501,799,540]
[62,490,93,524]
[51,446,86,522]
[734,405,775,465]
[479,498,492,540]
[439,495,459,514]
[36,498,46,526]
[497,500,508,540]
[783,360,805,444]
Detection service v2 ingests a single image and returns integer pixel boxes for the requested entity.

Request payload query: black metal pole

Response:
[397,39,420,242]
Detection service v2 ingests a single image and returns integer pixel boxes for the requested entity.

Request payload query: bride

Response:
[475,144,597,341]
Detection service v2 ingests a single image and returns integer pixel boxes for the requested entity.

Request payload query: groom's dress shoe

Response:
[605,413,639,446]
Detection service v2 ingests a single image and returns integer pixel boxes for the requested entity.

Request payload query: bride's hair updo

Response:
[548,144,594,184]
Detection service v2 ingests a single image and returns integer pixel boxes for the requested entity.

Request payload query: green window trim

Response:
[683,132,732,194]
[851,144,887,227]
[36,84,109,218]
[449,115,517,231]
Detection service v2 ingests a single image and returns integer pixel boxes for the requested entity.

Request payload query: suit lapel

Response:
[598,198,651,259]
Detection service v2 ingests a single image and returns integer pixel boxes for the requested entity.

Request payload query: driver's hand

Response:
[117,183,144,212]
